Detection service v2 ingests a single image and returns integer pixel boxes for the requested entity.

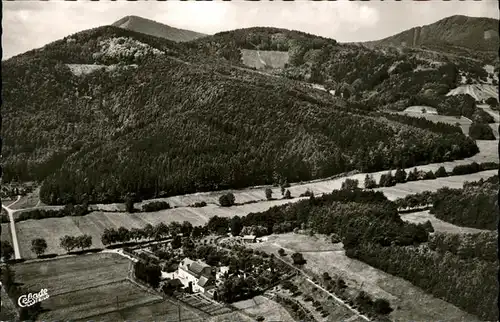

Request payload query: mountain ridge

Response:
[364,15,499,62]
[111,15,207,42]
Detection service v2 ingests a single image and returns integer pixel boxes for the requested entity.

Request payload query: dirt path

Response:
[2,196,21,259]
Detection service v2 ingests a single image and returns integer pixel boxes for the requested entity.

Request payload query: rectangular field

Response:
[12,252,200,321]
[233,295,294,322]
[400,211,490,234]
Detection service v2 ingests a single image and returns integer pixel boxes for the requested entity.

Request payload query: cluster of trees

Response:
[380,113,462,134]
[431,181,498,230]
[348,242,497,321]
[134,260,161,289]
[141,201,171,212]
[365,162,497,191]
[15,203,90,222]
[31,238,48,257]
[428,231,497,262]
[469,122,496,140]
[100,221,199,246]
[59,235,92,253]
[393,175,498,230]
[451,162,498,175]
[233,189,430,248]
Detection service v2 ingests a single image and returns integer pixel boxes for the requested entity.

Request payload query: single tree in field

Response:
[435,166,448,178]
[284,190,292,199]
[374,298,393,315]
[281,186,286,196]
[278,248,286,256]
[341,179,359,190]
[125,193,135,213]
[31,238,48,257]
[1,240,14,261]
[60,235,76,253]
[78,235,92,251]
[291,252,306,265]
[230,216,242,236]
[265,188,273,200]
[364,174,377,189]
[406,168,418,181]
[394,168,407,183]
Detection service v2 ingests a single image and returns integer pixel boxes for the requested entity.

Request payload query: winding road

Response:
[2,196,21,259]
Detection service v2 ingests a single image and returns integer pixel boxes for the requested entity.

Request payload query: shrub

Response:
[142,201,171,212]
[364,174,377,189]
[424,170,436,180]
[291,252,306,265]
[265,188,273,200]
[219,193,236,207]
[191,201,207,207]
[374,298,393,315]
[278,248,286,256]
[341,178,359,190]
[435,166,448,177]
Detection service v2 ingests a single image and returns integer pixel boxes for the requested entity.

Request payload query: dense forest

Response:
[2,26,479,205]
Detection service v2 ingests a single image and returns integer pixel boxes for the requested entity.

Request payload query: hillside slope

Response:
[112,15,207,42]
[1,25,479,205]
[365,15,499,63]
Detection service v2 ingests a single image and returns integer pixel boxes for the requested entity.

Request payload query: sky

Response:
[2,0,499,60]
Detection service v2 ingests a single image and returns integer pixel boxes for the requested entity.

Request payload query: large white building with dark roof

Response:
[176,258,216,293]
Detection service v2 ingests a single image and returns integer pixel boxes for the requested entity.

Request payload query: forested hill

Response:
[2,25,479,205]
[189,22,498,110]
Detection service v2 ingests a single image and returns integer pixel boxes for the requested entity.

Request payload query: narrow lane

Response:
[2,196,22,259]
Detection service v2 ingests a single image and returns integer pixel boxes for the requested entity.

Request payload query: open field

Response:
[403,105,438,114]
[12,252,200,321]
[248,234,479,321]
[241,49,289,70]
[13,169,497,258]
[208,312,254,322]
[233,295,294,322]
[401,210,491,234]
[1,223,12,245]
[395,110,472,134]
[446,84,497,101]
[77,296,202,322]
[14,209,208,258]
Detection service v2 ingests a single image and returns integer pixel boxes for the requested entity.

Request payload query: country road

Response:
[2,196,22,259]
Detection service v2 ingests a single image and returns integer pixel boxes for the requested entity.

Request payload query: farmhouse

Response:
[242,235,257,243]
[177,258,216,293]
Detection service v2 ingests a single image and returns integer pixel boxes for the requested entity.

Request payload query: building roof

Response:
[189,261,211,276]
[243,235,256,240]
[197,276,210,287]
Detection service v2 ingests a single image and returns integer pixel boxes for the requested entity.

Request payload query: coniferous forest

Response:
[2,26,479,205]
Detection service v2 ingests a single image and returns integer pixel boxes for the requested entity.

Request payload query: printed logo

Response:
[17,289,49,308]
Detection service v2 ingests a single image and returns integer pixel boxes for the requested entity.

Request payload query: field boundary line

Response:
[49,278,128,297]
[70,296,163,322]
